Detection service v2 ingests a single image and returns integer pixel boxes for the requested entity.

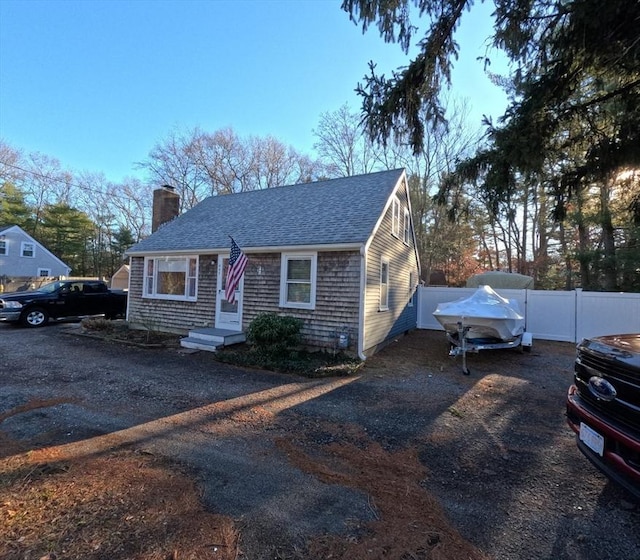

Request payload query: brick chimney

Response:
[152,185,180,233]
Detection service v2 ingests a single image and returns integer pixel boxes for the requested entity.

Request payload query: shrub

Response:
[246,313,303,359]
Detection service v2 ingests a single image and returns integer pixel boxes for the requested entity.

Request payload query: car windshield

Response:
[37,281,63,294]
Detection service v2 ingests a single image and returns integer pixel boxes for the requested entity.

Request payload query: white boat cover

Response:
[433,285,525,341]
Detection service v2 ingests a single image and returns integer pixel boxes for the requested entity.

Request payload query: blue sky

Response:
[0,0,509,183]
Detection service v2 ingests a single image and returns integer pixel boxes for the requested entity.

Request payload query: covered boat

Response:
[433,285,525,342]
[433,285,532,374]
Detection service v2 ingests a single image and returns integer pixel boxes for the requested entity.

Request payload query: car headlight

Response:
[2,301,23,309]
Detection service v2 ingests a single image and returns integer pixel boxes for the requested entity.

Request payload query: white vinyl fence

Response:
[417,287,640,343]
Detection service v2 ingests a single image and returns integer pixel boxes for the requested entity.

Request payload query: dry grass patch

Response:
[79,318,181,347]
[277,438,488,560]
[0,447,239,560]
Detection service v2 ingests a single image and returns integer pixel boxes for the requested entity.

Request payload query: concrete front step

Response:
[180,327,246,352]
[180,336,221,352]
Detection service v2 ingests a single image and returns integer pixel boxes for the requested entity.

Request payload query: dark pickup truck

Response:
[567,333,640,499]
[0,280,127,327]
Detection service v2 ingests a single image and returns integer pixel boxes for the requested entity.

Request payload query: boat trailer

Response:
[447,321,533,375]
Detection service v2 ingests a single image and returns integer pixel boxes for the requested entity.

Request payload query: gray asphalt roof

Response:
[127,169,405,254]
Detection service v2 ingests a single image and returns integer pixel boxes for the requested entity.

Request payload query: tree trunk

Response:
[600,183,617,291]
[558,220,574,290]
[575,188,592,289]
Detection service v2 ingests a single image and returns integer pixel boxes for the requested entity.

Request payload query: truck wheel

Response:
[21,307,49,328]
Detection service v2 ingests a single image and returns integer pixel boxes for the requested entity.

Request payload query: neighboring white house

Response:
[0,225,71,291]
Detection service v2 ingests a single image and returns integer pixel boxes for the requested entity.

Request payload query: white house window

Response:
[391,197,401,238]
[37,268,52,277]
[143,256,198,301]
[403,208,411,245]
[0,240,6,255]
[380,257,390,311]
[21,242,35,258]
[280,252,317,310]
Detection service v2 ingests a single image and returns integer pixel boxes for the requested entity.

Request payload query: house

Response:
[125,169,421,359]
[0,225,72,292]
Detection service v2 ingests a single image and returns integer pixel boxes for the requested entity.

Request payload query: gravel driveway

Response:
[1,322,638,559]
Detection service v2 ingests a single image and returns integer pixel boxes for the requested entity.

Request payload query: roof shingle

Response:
[128,169,405,254]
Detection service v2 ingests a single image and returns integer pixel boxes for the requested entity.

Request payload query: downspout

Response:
[358,244,367,360]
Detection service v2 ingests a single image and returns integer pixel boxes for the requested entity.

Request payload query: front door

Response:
[215,255,244,331]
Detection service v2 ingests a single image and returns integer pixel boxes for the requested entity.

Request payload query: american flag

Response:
[225,237,248,304]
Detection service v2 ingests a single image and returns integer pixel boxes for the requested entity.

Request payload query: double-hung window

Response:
[380,257,390,311]
[21,242,35,258]
[143,256,198,301]
[280,252,317,310]
[0,240,6,255]
[403,209,411,245]
[391,197,401,238]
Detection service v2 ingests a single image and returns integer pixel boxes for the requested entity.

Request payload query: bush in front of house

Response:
[216,312,362,377]
[215,345,361,377]
[246,312,303,359]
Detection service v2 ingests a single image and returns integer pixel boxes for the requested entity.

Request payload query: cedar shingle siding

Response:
[129,251,361,351]
[128,256,217,333]
[243,252,361,349]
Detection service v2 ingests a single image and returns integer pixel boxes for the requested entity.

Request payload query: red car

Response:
[566,333,640,499]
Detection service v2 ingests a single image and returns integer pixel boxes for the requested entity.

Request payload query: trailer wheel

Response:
[21,307,49,328]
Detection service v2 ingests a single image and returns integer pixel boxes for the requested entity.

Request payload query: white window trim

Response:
[21,241,35,258]
[38,268,52,277]
[143,255,198,301]
[380,256,390,311]
[0,239,7,255]
[403,208,411,245]
[391,197,401,238]
[279,252,317,310]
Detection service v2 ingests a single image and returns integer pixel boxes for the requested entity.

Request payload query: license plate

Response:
[580,422,605,456]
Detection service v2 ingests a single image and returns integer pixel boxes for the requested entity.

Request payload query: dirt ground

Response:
[0,322,638,560]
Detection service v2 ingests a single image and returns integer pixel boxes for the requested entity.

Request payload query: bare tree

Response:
[0,140,23,185]
[107,178,153,242]
[406,97,484,283]
[140,126,323,210]
[312,103,380,177]
[11,152,73,236]
[141,127,207,211]
[189,127,253,195]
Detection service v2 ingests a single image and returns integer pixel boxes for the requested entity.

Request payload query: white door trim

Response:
[215,254,244,331]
